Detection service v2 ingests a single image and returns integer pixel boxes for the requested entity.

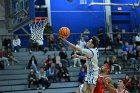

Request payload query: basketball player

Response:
[94,63,114,93]
[61,36,99,93]
[114,79,129,93]
[77,63,114,93]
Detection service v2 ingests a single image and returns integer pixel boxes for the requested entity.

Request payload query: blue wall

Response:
[111,0,139,32]
[13,0,140,48]
[50,0,106,40]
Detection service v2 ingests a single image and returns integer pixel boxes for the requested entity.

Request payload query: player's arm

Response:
[72,54,87,60]
[104,77,115,93]
[62,38,82,52]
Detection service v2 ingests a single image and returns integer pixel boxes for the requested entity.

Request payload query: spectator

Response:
[59,47,70,67]
[37,67,50,90]
[56,36,65,51]
[71,50,81,67]
[27,55,38,73]
[28,38,38,52]
[12,35,21,52]
[0,50,10,67]
[113,26,120,40]
[46,63,57,82]
[44,23,54,35]
[123,75,132,92]
[6,49,19,65]
[104,56,111,66]
[57,63,70,82]
[2,36,12,51]
[115,34,123,49]
[131,75,140,93]
[127,48,136,67]
[132,43,137,55]
[44,55,52,70]
[78,67,86,84]
[36,39,44,51]
[136,46,140,60]
[47,34,55,51]
[52,53,61,65]
[83,28,90,42]
[79,36,86,48]
[135,32,140,46]
[27,69,39,90]
[122,42,130,66]
[110,56,121,74]
[97,27,104,47]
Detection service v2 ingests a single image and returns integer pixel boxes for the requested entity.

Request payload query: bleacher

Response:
[0,50,139,93]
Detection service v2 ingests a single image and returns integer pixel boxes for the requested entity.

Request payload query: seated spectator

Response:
[6,49,19,65]
[46,63,57,82]
[127,48,136,67]
[132,43,137,55]
[135,32,140,46]
[2,36,12,51]
[56,36,66,51]
[123,75,132,92]
[110,56,121,74]
[71,50,81,67]
[12,35,21,52]
[57,63,70,82]
[136,46,140,61]
[97,27,104,47]
[78,67,86,84]
[79,36,86,48]
[52,53,61,65]
[115,34,123,49]
[28,38,38,52]
[0,50,9,67]
[27,55,38,73]
[27,69,39,90]
[47,34,55,51]
[122,42,130,66]
[37,67,50,90]
[104,56,111,66]
[131,75,140,93]
[36,39,44,51]
[44,55,52,70]
[83,28,90,42]
[59,47,70,67]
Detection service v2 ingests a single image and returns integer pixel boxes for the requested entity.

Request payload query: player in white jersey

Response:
[61,36,99,93]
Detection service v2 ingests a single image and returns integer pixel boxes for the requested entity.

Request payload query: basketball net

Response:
[29,17,48,41]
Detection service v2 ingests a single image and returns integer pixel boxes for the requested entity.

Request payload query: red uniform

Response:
[94,75,109,93]
[114,89,127,93]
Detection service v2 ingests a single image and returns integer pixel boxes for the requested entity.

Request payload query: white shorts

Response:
[84,70,98,86]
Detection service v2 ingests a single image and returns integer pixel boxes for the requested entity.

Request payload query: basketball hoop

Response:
[29,17,48,41]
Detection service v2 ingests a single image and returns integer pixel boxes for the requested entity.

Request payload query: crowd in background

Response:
[0,26,140,92]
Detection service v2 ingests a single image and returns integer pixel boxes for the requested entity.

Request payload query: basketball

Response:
[59,27,70,39]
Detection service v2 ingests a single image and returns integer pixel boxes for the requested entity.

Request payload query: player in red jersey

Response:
[76,63,114,93]
[94,63,114,93]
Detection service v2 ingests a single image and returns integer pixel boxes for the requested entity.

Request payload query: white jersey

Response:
[82,48,99,85]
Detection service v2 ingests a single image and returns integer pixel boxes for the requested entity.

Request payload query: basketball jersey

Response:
[94,75,109,93]
[114,89,127,93]
[82,48,99,85]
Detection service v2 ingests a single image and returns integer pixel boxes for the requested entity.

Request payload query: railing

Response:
[0,32,138,48]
